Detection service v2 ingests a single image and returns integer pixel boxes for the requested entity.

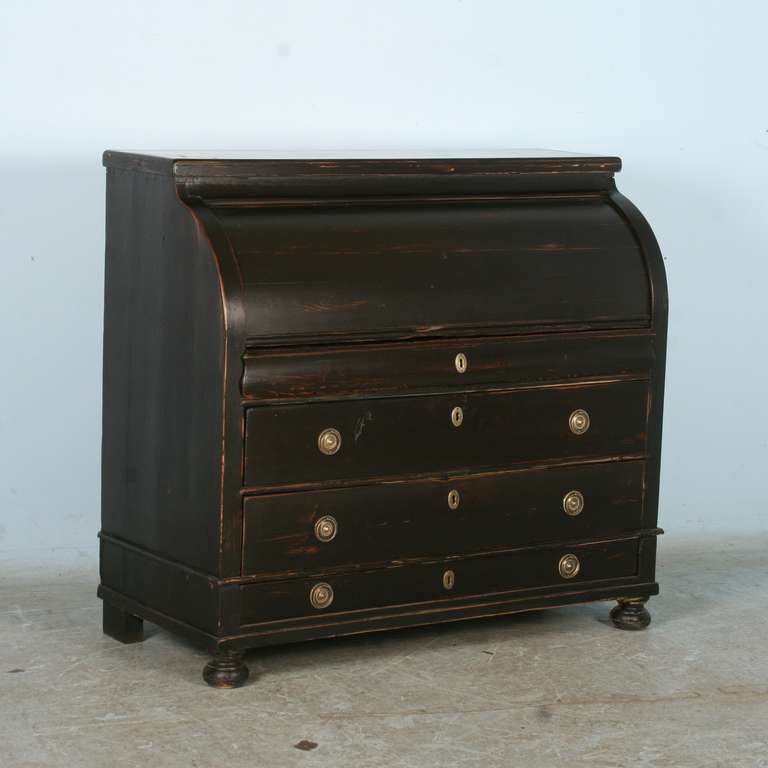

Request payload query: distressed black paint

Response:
[98,151,667,687]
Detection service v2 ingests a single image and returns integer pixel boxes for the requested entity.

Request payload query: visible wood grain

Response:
[100,169,226,574]
[99,151,667,684]
[242,460,645,575]
[215,198,650,344]
[102,151,623,199]
[243,379,649,489]
[240,538,640,624]
[98,575,658,654]
[608,190,668,535]
[99,535,221,634]
[181,201,250,578]
[242,330,656,403]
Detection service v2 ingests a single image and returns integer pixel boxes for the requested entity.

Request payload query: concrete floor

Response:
[1,532,767,768]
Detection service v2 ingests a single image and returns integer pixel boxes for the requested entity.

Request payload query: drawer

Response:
[242,460,645,575]
[242,330,656,403]
[243,379,648,489]
[240,538,641,625]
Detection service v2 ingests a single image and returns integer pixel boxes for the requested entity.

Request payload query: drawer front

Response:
[217,199,650,345]
[242,460,645,575]
[243,379,648,489]
[240,538,640,625]
[242,331,655,403]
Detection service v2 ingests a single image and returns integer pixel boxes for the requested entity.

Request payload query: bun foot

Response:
[203,650,249,688]
[610,597,651,631]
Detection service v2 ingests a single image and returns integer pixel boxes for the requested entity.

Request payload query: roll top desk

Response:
[99,151,667,687]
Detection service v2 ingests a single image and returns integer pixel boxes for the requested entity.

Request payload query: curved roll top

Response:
[102,151,658,346]
[210,198,651,345]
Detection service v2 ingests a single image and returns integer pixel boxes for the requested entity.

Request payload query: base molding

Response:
[99,579,659,655]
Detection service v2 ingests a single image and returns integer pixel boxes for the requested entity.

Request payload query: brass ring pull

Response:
[558,554,581,579]
[314,515,338,542]
[568,409,590,435]
[562,490,585,516]
[318,428,341,455]
[309,582,334,609]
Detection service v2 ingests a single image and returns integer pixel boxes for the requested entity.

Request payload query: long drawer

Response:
[240,538,641,625]
[243,379,648,489]
[242,331,655,403]
[242,460,645,576]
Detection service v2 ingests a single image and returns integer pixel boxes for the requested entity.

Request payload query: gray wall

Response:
[2,1,767,556]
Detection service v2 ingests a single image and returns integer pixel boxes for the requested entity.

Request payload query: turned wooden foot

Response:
[610,597,651,630]
[103,601,144,643]
[203,650,249,688]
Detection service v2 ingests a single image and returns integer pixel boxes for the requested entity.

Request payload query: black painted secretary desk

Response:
[99,151,667,687]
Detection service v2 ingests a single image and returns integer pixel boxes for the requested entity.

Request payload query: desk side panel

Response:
[101,169,225,575]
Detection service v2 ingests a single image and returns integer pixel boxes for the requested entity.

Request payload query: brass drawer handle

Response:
[558,554,581,579]
[451,406,464,427]
[442,569,455,590]
[568,409,590,435]
[447,489,461,510]
[454,353,468,374]
[314,515,338,542]
[309,582,334,609]
[562,490,585,516]
[318,428,342,455]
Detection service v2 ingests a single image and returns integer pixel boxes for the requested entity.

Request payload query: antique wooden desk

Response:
[99,151,667,687]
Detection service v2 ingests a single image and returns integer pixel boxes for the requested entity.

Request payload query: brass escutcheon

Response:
[451,406,464,427]
[318,428,341,455]
[447,489,461,510]
[568,409,590,435]
[442,569,456,590]
[309,582,334,609]
[455,352,468,374]
[558,553,581,579]
[314,515,338,542]
[562,490,585,517]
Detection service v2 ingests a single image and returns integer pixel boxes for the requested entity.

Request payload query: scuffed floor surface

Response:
[1,531,767,768]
